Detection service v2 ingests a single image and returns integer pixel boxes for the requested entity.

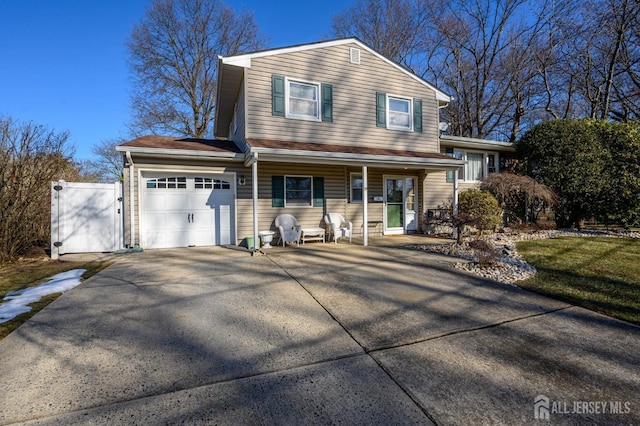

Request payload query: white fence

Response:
[50,181,123,259]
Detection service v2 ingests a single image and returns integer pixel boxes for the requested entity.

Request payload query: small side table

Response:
[301,227,325,244]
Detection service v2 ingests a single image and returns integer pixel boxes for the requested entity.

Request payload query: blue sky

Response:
[0,0,352,160]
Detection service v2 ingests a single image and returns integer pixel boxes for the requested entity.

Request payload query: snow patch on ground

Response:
[0,269,86,323]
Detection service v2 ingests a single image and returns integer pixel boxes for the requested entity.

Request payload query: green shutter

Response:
[313,177,324,208]
[376,92,386,127]
[272,176,284,207]
[272,75,285,116]
[445,148,455,183]
[321,83,333,122]
[413,98,422,133]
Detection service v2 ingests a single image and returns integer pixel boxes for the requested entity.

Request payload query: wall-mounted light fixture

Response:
[238,175,246,186]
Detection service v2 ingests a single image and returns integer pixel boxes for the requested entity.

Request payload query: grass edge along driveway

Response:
[517,236,640,325]
[0,260,112,339]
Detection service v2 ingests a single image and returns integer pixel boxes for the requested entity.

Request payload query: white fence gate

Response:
[50,181,123,259]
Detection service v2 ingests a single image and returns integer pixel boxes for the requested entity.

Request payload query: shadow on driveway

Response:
[0,242,638,425]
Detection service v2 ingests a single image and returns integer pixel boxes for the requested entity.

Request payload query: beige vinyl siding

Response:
[245,43,440,153]
[123,155,436,247]
[424,171,479,210]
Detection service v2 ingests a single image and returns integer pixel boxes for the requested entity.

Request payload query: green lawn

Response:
[517,237,640,325]
[0,260,111,339]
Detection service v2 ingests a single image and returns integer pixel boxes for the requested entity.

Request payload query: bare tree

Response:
[332,0,430,72]
[88,138,125,183]
[128,0,266,138]
[426,0,552,140]
[333,0,552,141]
[548,0,640,121]
[0,117,75,260]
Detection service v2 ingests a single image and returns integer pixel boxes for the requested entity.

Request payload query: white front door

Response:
[141,173,235,248]
[384,176,418,235]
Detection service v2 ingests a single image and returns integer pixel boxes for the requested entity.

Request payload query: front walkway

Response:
[0,242,638,425]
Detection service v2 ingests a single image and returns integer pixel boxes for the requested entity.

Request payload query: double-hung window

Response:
[285,176,313,206]
[376,92,422,132]
[350,173,363,203]
[287,79,320,121]
[387,96,412,130]
[272,175,325,208]
[272,75,333,122]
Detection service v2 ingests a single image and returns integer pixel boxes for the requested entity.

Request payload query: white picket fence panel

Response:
[50,181,123,259]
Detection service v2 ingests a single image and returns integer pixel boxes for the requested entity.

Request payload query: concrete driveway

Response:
[0,239,638,425]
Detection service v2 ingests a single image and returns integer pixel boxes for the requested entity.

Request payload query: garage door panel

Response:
[218,205,231,245]
[145,230,189,249]
[145,193,189,211]
[142,173,236,249]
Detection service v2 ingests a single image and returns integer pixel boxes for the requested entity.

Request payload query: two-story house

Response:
[117,38,513,250]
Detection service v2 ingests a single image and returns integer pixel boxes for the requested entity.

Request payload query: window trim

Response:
[285,77,321,122]
[350,172,363,203]
[386,94,413,131]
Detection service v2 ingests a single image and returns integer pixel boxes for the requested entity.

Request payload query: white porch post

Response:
[252,156,259,250]
[453,170,459,214]
[362,165,368,247]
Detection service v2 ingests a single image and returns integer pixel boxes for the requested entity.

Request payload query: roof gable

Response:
[215,38,450,138]
[220,38,449,102]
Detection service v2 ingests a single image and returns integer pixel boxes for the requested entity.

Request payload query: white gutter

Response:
[439,135,515,151]
[125,151,135,248]
[115,146,244,160]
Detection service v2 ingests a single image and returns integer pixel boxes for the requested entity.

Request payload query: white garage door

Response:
[141,173,235,249]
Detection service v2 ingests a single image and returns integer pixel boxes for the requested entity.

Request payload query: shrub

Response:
[468,239,501,266]
[458,189,502,235]
[0,117,75,261]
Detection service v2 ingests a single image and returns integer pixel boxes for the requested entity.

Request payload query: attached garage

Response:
[140,172,236,249]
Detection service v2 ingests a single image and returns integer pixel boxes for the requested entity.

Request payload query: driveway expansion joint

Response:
[363,305,574,354]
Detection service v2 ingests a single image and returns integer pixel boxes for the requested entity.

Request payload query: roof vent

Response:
[350,47,360,65]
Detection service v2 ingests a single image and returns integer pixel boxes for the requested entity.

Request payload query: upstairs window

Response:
[376,92,422,132]
[287,80,320,120]
[272,75,333,122]
[387,96,412,130]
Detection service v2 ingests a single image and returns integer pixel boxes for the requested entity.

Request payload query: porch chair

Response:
[324,213,353,244]
[274,214,302,247]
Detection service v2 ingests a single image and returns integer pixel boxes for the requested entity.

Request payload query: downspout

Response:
[126,151,135,248]
[362,165,368,246]
[252,153,259,250]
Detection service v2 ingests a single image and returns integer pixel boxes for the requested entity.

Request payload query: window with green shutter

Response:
[377,92,421,132]
[272,175,325,208]
[413,98,422,132]
[376,92,386,127]
[272,176,285,207]
[313,177,324,207]
[321,83,333,122]
[272,75,285,116]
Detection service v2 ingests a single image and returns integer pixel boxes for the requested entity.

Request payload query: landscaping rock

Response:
[411,229,640,285]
